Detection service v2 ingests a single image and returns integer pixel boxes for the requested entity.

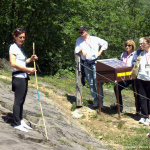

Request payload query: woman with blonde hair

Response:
[114,40,136,112]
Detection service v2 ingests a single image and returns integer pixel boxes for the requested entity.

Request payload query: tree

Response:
[0,0,149,75]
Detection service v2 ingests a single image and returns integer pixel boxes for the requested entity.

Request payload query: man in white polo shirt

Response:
[74,25,108,108]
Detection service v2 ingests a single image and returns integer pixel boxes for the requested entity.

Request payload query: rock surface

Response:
[0,81,108,150]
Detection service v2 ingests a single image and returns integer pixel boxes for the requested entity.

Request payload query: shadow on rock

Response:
[1,112,16,127]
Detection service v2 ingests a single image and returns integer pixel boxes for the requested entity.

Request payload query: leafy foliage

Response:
[54,69,75,79]
[0,0,150,75]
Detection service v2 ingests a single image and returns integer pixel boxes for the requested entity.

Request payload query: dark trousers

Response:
[81,60,85,86]
[114,80,134,107]
[136,79,150,118]
[135,80,141,112]
[12,77,28,126]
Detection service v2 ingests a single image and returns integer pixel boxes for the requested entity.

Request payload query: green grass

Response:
[90,114,98,118]
[81,143,94,150]
[62,93,68,97]
[36,114,42,117]
[122,136,150,149]
[130,127,149,134]
[58,139,71,146]
[37,75,76,94]
[117,122,124,129]
[36,114,50,117]
[0,71,12,76]
[99,127,150,149]
[1,69,150,149]
[0,78,11,85]
[44,92,49,98]
[71,102,76,111]
[83,99,89,106]
[51,126,57,129]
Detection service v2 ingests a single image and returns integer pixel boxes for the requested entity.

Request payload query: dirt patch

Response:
[33,81,148,149]
[0,75,11,80]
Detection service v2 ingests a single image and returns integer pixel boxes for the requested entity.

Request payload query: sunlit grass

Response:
[0,78,11,85]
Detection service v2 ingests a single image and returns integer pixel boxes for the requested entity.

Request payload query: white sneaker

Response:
[144,118,150,126]
[146,133,150,137]
[144,122,149,126]
[14,125,28,132]
[21,120,32,130]
[139,118,145,124]
[145,118,150,123]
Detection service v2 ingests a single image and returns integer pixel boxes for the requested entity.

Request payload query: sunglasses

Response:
[138,42,148,46]
[125,44,132,47]
[79,31,84,34]
[138,43,143,46]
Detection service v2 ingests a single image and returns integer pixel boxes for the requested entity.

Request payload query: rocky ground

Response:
[1,58,147,150]
[0,80,108,150]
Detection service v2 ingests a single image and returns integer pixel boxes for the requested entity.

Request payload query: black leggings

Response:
[114,80,134,106]
[136,79,150,118]
[12,77,28,126]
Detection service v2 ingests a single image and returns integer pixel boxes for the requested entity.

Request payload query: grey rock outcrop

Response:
[0,81,108,150]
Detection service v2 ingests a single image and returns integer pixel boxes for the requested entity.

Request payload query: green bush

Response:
[54,69,75,79]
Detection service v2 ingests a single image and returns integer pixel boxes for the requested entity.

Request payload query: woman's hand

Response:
[137,56,141,61]
[27,68,37,75]
[30,55,38,62]
[26,55,38,64]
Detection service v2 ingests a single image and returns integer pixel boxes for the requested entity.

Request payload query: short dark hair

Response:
[77,25,88,31]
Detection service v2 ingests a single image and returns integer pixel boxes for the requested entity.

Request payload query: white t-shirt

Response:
[137,51,150,81]
[74,36,108,60]
[9,43,27,78]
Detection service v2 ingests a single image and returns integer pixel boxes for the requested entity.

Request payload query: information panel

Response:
[96,58,133,83]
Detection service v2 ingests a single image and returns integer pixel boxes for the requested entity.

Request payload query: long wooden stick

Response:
[33,42,48,141]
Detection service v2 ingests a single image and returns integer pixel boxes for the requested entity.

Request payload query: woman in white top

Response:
[136,37,150,125]
[114,40,135,112]
[9,28,38,132]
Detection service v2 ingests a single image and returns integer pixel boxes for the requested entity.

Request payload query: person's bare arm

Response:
[9,54,36,74]
[79,50,87,57]
[98,50,104,57]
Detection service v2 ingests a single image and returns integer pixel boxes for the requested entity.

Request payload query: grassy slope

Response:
[0,69,150,150]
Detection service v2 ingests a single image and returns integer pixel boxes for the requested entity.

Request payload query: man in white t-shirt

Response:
[74,25,108,108]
